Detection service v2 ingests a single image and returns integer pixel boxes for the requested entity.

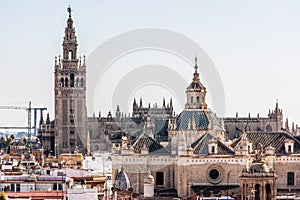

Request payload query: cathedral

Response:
[111,59,300,199]
[37,7,300,199]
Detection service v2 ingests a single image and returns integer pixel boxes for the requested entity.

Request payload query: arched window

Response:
[287,172,295,185]
[191,96,193,104]
[196,96,199,103]
[266,124,272,132]
[81,78,84,87]
[255,184,260,200]
[76,78,80,87]
[60,78,64,87]
[70,73,74,87]
[65,78,68,87]
[68,50,73,60]
[266,184,271,200]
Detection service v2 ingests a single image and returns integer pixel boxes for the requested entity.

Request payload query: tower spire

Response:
[194,55,198,73]
[63,6,78,62]
[193,55,200,82]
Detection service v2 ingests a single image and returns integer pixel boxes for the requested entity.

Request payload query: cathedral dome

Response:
[175,110,222,131]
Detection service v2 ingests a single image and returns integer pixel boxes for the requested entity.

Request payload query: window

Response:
[209,169,219,180]
[53,183,63,191]
[266,125,272,132]
[65,78,68,87]
[81,78,84,87]
[288,145,292,153]
[287,172,295,185]
[255,184,260,200]
[68,51,73,60]
[211,146,215,154]
[156,172,164,186]
[76,78,80,87]
[191,97,193,104]
[266,184,271,200]
[197,96,199,103]
[70,116,74,124]
[60,78,64,87]
[70,141,75,148]
[16,184,20,192]
[70,73,74,87]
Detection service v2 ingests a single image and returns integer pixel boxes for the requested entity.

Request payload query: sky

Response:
[0,1,300,129]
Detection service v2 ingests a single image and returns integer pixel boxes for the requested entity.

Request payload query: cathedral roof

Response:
[232,131,300,153]
[132,132,164,153]
[191,132,235,155]
[175,109,222,131]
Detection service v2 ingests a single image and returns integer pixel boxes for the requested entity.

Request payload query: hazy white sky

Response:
[0,1,300,128]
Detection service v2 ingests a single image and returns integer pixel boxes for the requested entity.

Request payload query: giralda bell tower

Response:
[54,6,89,155]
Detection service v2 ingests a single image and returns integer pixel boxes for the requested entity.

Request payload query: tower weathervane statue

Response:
[67,5,72,17]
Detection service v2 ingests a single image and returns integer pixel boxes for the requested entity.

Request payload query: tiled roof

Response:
[233,132,300,153]
[191,133,234,155]
[176,110,209,131]
[132,131,164,153]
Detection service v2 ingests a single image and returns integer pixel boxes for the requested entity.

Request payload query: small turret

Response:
[46,113,50,124]
[139,98,143,108]
[116,105,121,119]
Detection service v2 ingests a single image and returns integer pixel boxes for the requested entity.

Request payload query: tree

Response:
[0,137,5,149]
[0,191,6,200]
[10,134,15,141]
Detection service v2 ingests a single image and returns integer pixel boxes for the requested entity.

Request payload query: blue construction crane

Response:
[0,101,47,137]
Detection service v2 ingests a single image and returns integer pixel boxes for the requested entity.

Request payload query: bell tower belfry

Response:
[54,6,89,155]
